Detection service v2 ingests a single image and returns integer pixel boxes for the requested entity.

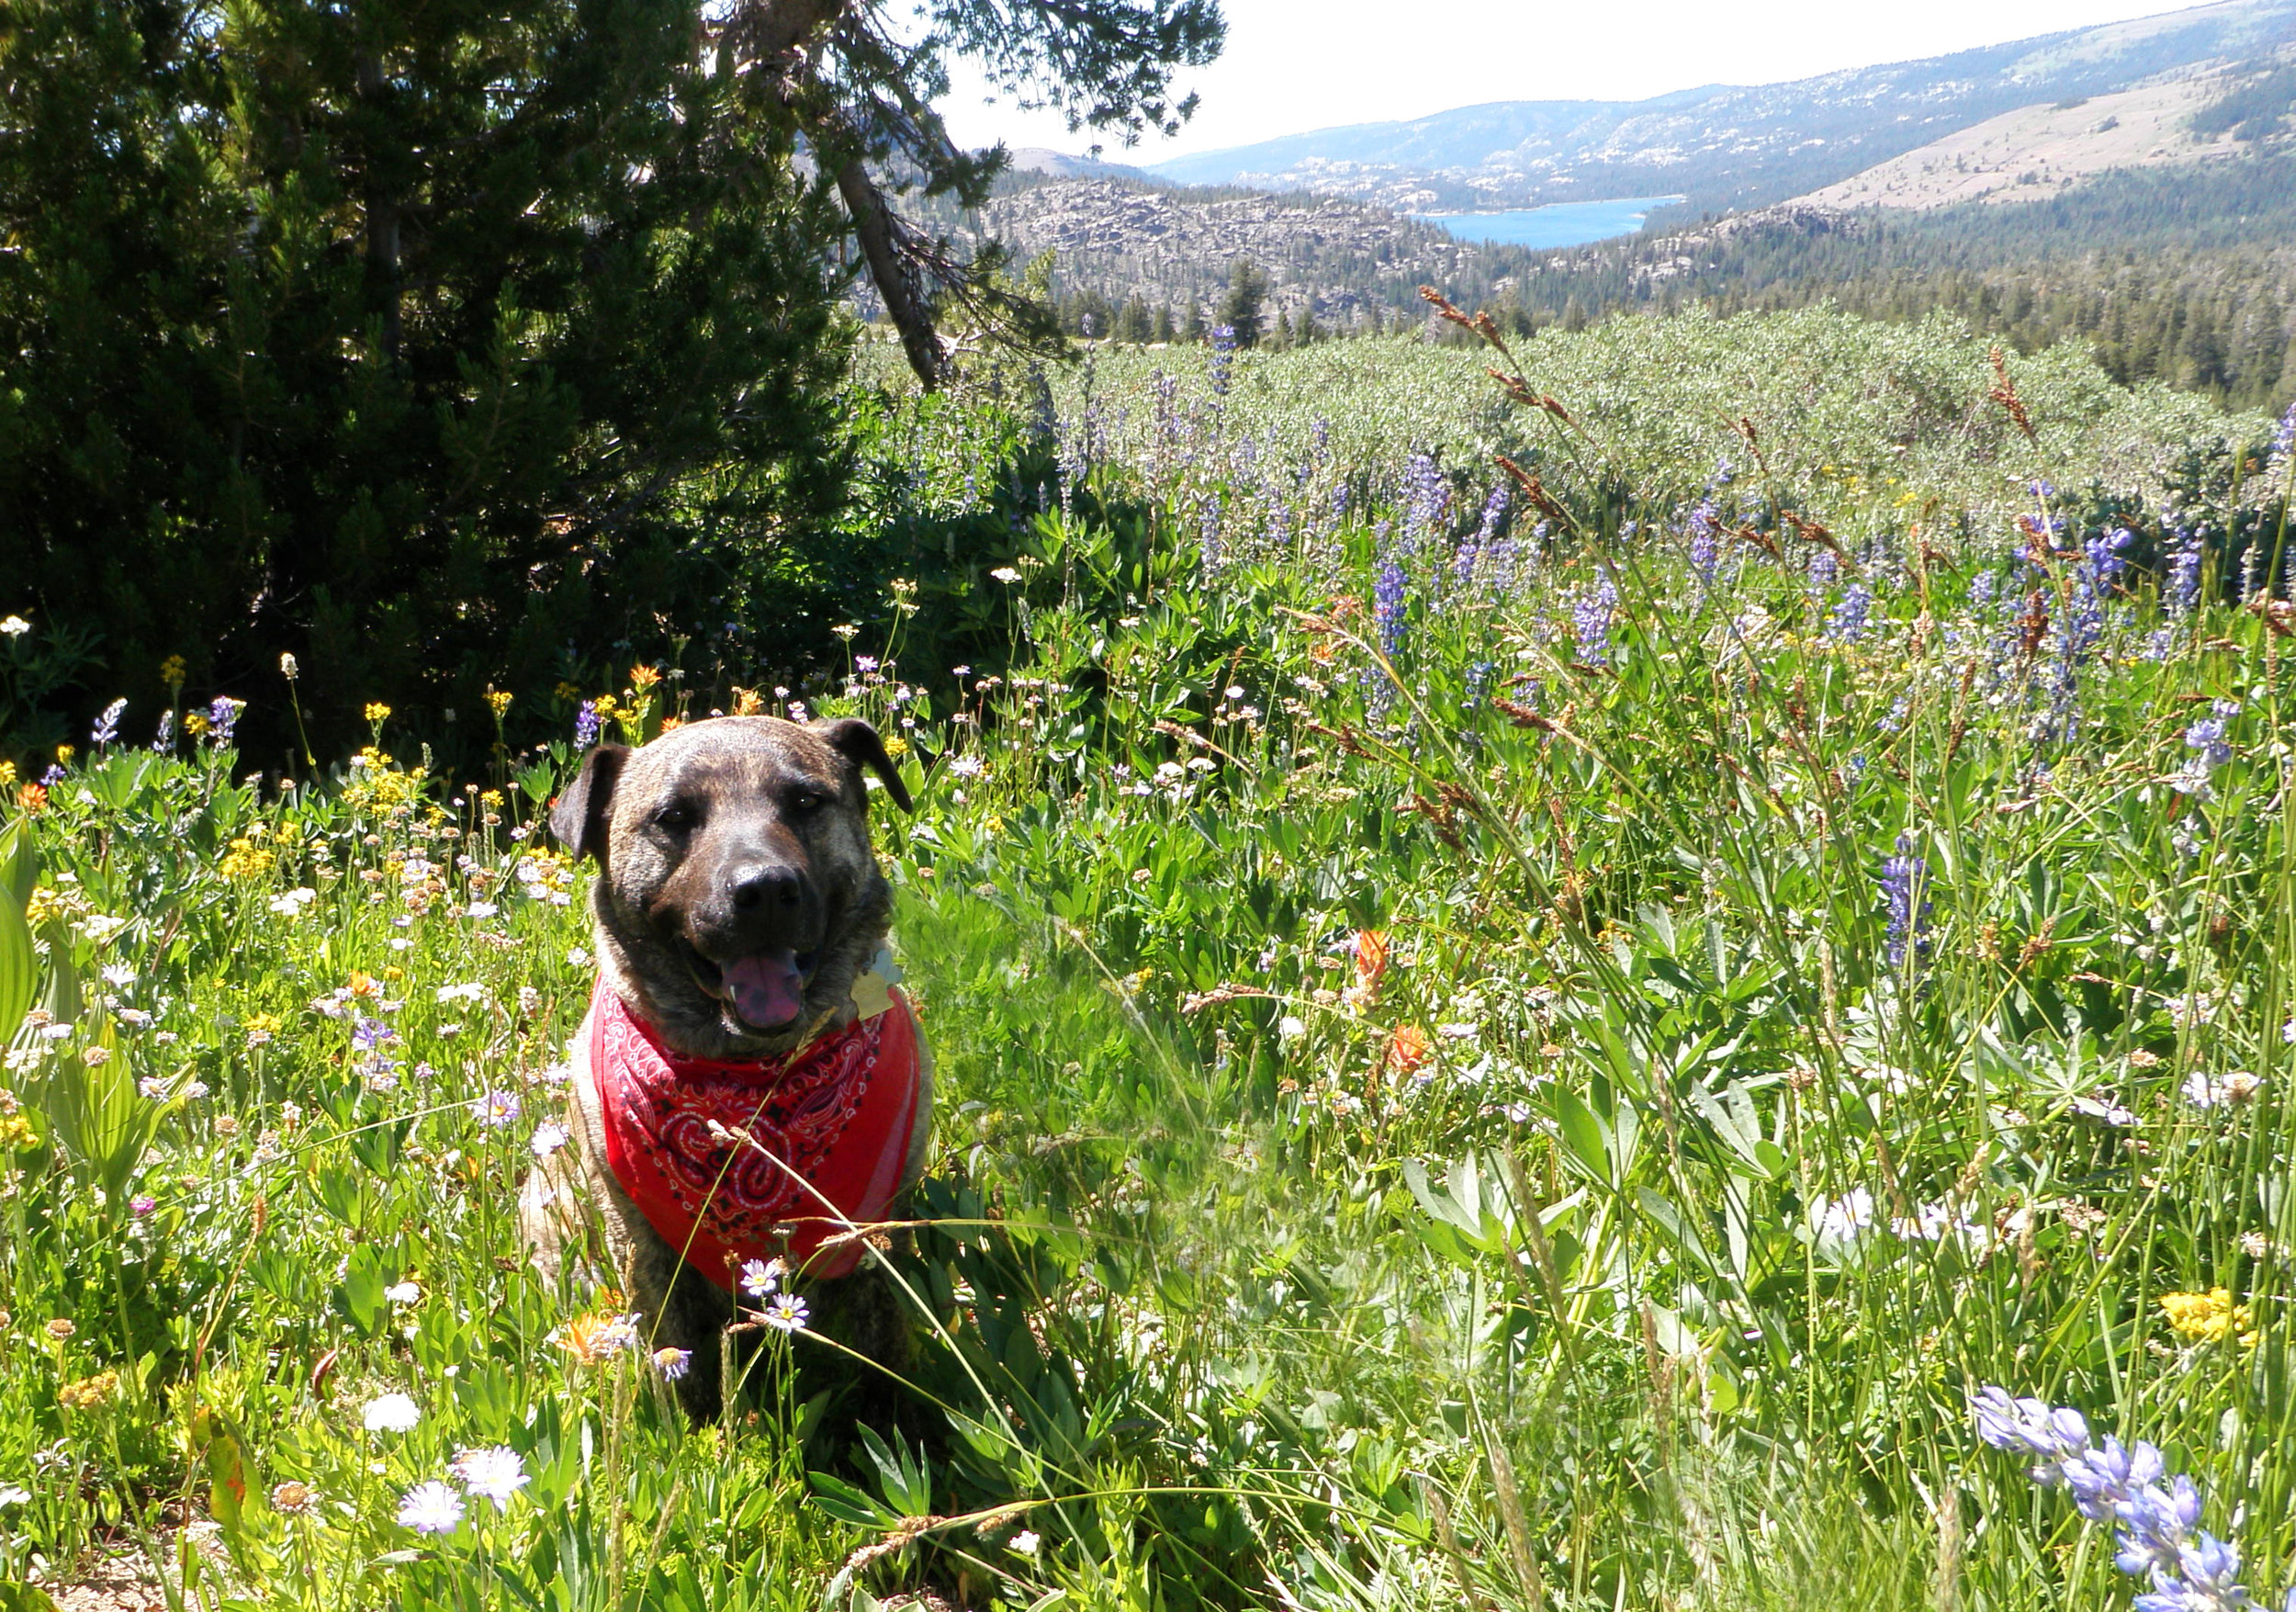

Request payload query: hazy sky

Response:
[937,0,2207,160]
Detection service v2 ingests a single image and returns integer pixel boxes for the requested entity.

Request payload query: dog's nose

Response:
[728,863,804,913]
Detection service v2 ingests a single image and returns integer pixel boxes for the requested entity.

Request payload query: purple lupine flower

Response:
[2088,527,2134,586]
[152,710,174,752]
[2269,401,2296,474]
[1465,660,1494,708]
[1808,549,1840,592]
[2116,1477,2206,1579]
[1688,501,1720,588]
[1455,484,1509,591]
[39,764,64,786]
[1401,453,1450,550]
[208,697,240,745]
[91,698,125,748]
[2063,1437,2166,1523]
[1200,493,1224,573]
[1570,577,1619,667]
[574,701,602,749]
[2167,535,2202,614]
[1827,583,1874,642]
[1374,559,1407,659]
[1975,1390,2275,1612]
[1482,537,1521,596]
[2173,702,2237,799]
[1209,325,1236,397]
[1879,834,1930,967]
[1967,570,1999,612]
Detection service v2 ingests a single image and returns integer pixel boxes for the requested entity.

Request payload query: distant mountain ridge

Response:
[1139,0,2296,211]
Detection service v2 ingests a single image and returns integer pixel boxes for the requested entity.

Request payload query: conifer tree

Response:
[1218,260,1266,347]
[0,0,854,746]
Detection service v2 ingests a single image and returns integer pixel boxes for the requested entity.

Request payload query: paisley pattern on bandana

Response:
[583,976,924,1286]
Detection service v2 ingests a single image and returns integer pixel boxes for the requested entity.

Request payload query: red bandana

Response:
[579,973,925,1286]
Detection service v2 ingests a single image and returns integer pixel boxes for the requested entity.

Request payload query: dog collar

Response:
[580,954,925,1287]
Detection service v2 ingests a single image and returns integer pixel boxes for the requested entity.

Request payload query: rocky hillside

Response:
[957,177,1492,326]
[1144,0,2296,212]
[1793,49,2295,209]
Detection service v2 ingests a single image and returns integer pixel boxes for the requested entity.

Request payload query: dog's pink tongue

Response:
[723,952,805,1030]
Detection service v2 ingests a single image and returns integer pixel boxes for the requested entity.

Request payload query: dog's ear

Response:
[812,717,913,813]
[550,743,629,863]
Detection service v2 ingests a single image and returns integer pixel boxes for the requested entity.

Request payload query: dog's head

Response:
[552,716,912,1058]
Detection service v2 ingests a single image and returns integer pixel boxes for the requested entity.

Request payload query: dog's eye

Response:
[651,802,697,833]
[786,790,827,816]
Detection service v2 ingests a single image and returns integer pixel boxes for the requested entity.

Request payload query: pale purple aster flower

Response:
[472,1090,522,1128]
[396,1480,464,1535]
[449,1446,528,1510]
[653,1347,692,1381]
[761,1292,809,1333]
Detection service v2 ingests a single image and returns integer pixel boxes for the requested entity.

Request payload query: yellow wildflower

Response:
[2159,1287,2257,1346]
[884,735,910,758]
[554,681,583,703]
[480,789,503,808]
[0,761,12,791]
[160,656,187,689]
[58,1370,119,1411]
[244,1013,283,1038]
[0,1111,37,1150]
[591,693,621,721]
[486,688,513,718]
[25,885,89,925]
[184,711,209,738]
[364,703,392,727]
[53,745,73,767]
[218,839,276,880]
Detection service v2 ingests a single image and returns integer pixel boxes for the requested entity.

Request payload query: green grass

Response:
[6,308,2296,1610]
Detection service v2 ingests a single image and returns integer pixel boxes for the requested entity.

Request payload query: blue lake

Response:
[1412,196,1686,249]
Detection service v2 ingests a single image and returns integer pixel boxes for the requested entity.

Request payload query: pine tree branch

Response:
[728,0,850,74]
[834,154,946,389]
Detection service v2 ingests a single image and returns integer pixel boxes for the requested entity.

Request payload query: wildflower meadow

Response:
[6,302,2296,1611]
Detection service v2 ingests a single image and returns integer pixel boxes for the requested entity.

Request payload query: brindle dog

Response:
[520,716,928,1420]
